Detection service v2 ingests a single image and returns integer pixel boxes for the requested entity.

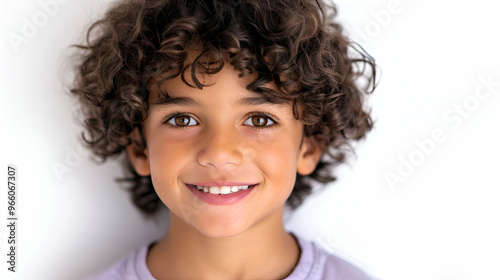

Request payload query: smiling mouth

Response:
[188,184,257,195]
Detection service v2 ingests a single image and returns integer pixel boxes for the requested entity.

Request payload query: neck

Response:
[147,207,300,280]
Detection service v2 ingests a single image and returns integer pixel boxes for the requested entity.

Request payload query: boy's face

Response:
[127,56,322,238]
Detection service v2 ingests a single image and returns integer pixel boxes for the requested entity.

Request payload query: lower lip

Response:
[186,184,256,205]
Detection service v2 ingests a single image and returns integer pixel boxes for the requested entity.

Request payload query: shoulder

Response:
[82,242,156,280]
[286,234,378,280]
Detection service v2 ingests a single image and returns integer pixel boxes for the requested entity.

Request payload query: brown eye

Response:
[167,115,198,127]
[244,115,276,127]
[252,116,267,126]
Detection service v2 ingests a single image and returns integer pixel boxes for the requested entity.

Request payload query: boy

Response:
[72,0,377,279]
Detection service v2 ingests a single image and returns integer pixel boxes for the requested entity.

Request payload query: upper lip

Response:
[186,182,258,187]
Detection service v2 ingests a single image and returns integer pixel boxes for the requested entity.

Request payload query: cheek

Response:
[255,137,300,188]
[242,126,302,183]
[146,131,194,200]
[148,128,195,169]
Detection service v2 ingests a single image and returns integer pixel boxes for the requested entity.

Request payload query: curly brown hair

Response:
[69,0,376,216]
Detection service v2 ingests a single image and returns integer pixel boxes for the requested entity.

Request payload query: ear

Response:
[125,128,151,176]
[297,135,323,176]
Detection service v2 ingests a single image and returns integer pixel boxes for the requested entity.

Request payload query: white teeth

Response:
[209,187,220,194]
[220,186,231,194]
[195,185,252,195]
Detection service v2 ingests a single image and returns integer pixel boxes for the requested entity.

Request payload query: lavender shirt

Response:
[84,234,377,280]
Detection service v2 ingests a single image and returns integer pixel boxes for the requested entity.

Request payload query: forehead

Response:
[146,59,288,106]
[147,71,291,110]
[144,48,297,114]
[148,64,253,96]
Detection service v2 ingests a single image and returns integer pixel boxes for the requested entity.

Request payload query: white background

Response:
[1,0,499,279]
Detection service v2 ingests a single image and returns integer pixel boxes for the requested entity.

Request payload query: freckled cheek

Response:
[146,129,198,190]
[147,125,199,152]
[249,135,299,189]
[240,127,279,143]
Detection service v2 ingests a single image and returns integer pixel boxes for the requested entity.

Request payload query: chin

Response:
[192,217,250,239]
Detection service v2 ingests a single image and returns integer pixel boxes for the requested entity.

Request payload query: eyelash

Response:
[162,112,279,129]
[243,113,278,128]
[163,113,199,127]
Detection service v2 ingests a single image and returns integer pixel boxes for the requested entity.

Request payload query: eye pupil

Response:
[252,116,267,126]
[175,116,190,126]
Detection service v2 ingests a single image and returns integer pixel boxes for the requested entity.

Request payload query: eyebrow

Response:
[237,96,289,106]
[151,94,288,108]
[152,96,199,107]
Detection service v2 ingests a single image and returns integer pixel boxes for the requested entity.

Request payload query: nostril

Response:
[196,135,243,168]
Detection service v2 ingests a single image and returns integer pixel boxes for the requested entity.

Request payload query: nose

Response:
[197,127,244,169]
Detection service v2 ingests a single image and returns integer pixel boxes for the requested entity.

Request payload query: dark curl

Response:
[69,0,377,215]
